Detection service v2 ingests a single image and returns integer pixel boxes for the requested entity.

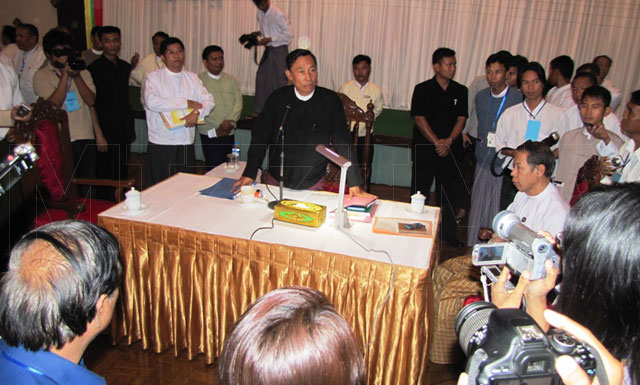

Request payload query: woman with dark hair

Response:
[488,183,640,385]
[218,286,365,385]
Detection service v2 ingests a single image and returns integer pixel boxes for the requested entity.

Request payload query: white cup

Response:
[125,187,141,211]
[410,191,425,214]
[240,185,255,204]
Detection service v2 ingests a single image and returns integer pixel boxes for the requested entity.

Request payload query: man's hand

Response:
[462,133,472,148]
[598,156,616,176]
[187,100,203,110]
[544,310,624,385]
[434,138,451,157]
[491,267,530,309]
[348,186,376,199]
[130,52,140,69]
[258,37,272,46]
[586,123,611,144]
[10,105,31,122]
[95,129,108,153]
[182,110,199,127]
[232,176,254,193]
[216,120,235,137]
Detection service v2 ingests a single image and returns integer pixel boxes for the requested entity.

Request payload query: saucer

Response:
[124,203,148,215]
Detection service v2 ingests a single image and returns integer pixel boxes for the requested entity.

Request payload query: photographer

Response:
[33,29,98,184]
[486,183,640,385]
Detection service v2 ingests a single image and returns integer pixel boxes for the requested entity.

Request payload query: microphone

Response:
[268,105,293,210]
[540,131,560,148]
[490,131,560,177]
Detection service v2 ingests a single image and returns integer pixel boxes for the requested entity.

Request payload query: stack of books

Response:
[343,195,378,222]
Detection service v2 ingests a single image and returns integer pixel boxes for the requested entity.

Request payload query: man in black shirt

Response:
[411,47,468,247]
[234,49,366,195]
[88,25,135,182]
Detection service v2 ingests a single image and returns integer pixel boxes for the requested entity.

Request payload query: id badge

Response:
[65,91,81,112]
[487,132,496,148]
[525,120,541,141]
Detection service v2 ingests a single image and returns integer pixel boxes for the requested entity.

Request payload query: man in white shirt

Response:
[495,62,566,209]
[338,54,383,184]
[593,55,622,112]
[546,55,574,109]
[6,24,46,105]
[252,0,293,114]
[0,61,23,139]
[601,90,640,184]
[142,37,214,187]
[508,141,569,237]
[130,31,168,86]
[556,86,624,203]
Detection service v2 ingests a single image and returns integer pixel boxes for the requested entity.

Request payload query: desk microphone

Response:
[268,104,293,210]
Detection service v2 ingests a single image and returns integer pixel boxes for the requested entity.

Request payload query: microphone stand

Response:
[268,105,292,210]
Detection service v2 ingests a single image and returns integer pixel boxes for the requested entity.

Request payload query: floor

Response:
[82,152,469,385]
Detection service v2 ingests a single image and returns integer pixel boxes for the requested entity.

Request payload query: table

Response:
[98,173,439,385]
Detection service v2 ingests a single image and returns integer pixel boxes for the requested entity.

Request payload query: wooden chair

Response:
[324,93,376,192]
[9,99,134,227]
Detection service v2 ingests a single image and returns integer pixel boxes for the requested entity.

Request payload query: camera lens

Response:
[455,301,496,356]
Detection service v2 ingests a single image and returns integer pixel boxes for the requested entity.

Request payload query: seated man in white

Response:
[556,85,624,203]
[601,89,640,184]
[507,140,569,237]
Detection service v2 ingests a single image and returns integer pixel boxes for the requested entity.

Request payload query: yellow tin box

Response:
[274,200,326,228]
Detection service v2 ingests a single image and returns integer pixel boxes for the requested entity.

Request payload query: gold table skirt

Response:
[99,216,435,385]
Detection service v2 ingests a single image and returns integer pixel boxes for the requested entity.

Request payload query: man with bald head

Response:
[0,220,121,385]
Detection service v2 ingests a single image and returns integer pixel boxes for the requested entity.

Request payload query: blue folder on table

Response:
[199,177,237,200]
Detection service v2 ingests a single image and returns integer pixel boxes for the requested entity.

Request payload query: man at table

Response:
[143,37,214,186]
[233,49,366,195]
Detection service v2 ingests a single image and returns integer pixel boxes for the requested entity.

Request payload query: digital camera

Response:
[471,211,559,280]
[455,301,597,385]
[52,47,86,71]
[238,31,261,49]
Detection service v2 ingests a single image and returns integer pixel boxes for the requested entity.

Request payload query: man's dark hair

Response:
[152,31,169,41]
[202,45,224,61]
[160,37,184,55]
[495,50,512,58]
[2,25,16,43]
[42,29,73,55]
[592,55,612,66]
[252,0,265,6]
[352,54,371,66]
[515,140,555,178]
[90,26,102,37]
[559,183,640,384]
[17,23,39,40]
[581,85,611,107]
[0,220,121,351]
[518,62,546,90]
[550,55,574,81]
[506,55,528,88]
[286,49,317,69]
[485,52,508,69]
[572,71,598,87]
[432,47,455,65]
[630,89,640,106]
[98,25,120,39]
[575,63,600,77]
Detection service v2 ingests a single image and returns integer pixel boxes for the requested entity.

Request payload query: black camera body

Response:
[52,47,86,71]
[239,31,261,49]
[456,301,597,385]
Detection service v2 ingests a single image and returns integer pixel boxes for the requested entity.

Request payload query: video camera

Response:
[471,211,559,281]
[51,47,86,71]
[455,301,600,385]
[238,31,261,49]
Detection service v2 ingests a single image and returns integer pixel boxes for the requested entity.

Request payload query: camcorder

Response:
[52,47,86,71]
[238,31,261,49]
[455,301,601,385]
[472,211,559,281]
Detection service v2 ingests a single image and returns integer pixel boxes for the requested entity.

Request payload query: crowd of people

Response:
[0,0,639,384]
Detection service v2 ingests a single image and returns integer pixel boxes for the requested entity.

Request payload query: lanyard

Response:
[523,100,546,120]
[490,88,509,129]
[2,351,61,385]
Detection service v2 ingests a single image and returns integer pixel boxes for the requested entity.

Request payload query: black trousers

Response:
[411,141,465,239]
[146,144,196,188]
[96,142,129,180]
[200,134,234,170]
[71,139,97,197]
